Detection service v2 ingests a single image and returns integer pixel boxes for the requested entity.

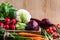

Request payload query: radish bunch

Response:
[46,26,56,34]
[0,18,17,30]
[46,25,60,39]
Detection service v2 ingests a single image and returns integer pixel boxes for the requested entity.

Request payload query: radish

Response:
[11,19,17,24]
[5,18,10,24]
[46,29,50,32]
[49,29,54,34]
[52,26,56,32]
[49,27,53,30]
[4,25,9,30]
[10,25,16,30]
[57,24,60,29]
[53,33,60,39]
[0,22,4,27]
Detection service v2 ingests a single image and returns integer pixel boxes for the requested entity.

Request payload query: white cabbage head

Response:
[16,9,31,23]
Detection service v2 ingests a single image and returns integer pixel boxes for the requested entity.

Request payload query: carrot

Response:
[29,37,46,40]
[18,32,47,40]
[18,32,41,37]
[28,37,46,40]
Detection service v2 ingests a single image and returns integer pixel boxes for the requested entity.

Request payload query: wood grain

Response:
[0,0,60,24]
[0,0,5,4]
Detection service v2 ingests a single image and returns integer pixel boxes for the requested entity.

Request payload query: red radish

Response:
[0,22,4,27]
[49,29,54,34]
[52,26,56,32]
[53,33,60,39]
[10,25,16,30]
[5,18,10,24]
[58,26,60,29]
[4,25,9,30]
[46,27,55,34]
[57,24,60,29]
[46,29,49,32]
[56,34,60,38]
[49,27,53,30]
[11,19,17,24]
[53,34,57,39]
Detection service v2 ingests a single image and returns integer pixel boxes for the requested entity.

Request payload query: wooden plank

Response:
[0,0,60,24]
[0,0,5,4]
[6,0,26,9]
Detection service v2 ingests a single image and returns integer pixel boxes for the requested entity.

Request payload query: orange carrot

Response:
[18,32,46,40]
[28,37,46,40]
[18,32,41,37]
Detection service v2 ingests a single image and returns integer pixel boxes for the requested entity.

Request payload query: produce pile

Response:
[0,2,60,40]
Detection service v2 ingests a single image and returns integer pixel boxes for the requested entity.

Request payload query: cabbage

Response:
[25,20,39,31]
[16,9,31,23]
[16,22,26,30]
[42,18,52,24]
[31,18,41,25]
[40,18,53,29]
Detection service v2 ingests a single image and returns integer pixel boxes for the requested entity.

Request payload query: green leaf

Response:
[0,13,5,21]
[0,17,5,21]
[0,13,3,17]
[20,13,27,23]
[0,2,17,18]
[16,22,26,30]
[41,28,53,40]
[45,31,53,40]
[8,9,16,18]
[0,28,6,34]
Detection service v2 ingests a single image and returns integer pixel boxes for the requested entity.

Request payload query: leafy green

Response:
[0,13,5,21]
[0,2,17,18]
[0,28,6,34]
[6,32,33,40]
[8,36,32,40]
[41,28,53,40]
[0,13,3,17]
[0,32,33,40]
[20,13,27,23]
[16,22,26,30]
